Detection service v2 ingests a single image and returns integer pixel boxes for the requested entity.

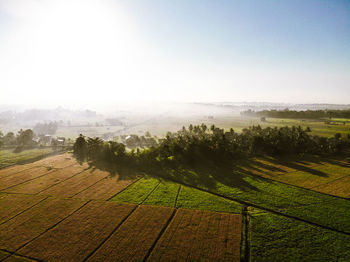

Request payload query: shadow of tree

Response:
[73,151,350,196]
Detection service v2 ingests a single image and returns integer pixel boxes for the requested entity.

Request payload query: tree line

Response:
[241,109,350,119]
[73,124,350,170]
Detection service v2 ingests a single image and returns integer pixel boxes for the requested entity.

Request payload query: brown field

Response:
[3,254,36,262]
[148,208,242,262]
[0,193,47,224]
[87,205,174,262]
[74,174,138,200]
[0,197,86,251]
[0,166,57,191]
[38,168,109,198]
[17,201,136,262]
[311,175,350,198]
[4,164,89,194]
[24,153,75,168]
[0,165,37,180]
[0,153,71,179]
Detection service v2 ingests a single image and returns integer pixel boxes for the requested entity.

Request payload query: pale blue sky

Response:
[0,0,349,106]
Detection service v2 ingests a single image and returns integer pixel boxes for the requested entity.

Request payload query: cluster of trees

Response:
[73,124,350,169]
[0,129,35,148]
[33,122,58,135]
[241,109,350,119]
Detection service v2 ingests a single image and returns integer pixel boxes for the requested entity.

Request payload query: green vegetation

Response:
[250,209,350,261]
[206,171,350,233]
[142,180,180,207]
[111,177,160,204]
[74,124,350,171]
[242,108,350,119]
[0,148,54,168]
[111,176,243,213]
[176,186,243,213]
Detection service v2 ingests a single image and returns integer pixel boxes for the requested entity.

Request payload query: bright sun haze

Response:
[0,0,349,107]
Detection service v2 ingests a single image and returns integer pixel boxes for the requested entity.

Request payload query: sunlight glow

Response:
[0,0,349,106]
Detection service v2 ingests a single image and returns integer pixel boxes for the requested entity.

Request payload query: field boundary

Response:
[309,174,350,190]
[0,196,50,226]
[140,181,161,205]
[241,206,250,262]
[143,208,177,262]
[34,166,91,195]
[13,200,91,255]
[246,171,350,201]
[161,176,350,236]
[0,249,42,262]
[69,172,111,198]
[106,176,144,201]
[1,163,77,192]
[82,204,139,261]
[174,185,182,207]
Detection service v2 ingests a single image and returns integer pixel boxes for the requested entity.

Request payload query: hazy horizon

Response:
[0,0,349,106]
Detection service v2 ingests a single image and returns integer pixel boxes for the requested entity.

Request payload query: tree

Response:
[17,129,34,146]
[3,132,16,146]
[73,134,87,162]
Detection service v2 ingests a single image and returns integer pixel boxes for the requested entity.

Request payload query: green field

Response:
[111,177,243,213]
[249,209,350,261]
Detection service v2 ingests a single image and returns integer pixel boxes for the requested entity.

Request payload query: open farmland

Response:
[236,155,350,198]
[0,153,349,261]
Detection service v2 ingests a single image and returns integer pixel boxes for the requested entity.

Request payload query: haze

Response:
[0,0,349,107]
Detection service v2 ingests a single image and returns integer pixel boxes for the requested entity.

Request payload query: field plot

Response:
[0,197,86,251]
[38,168,109,198]
[176,186,243,213]
[0,154,79,191]
[239,156,350,198]
[249,210,350,261]
[17,201,136,262]
[0,165,37,180]
[27,153,77,168]
[312,176,350,198]
[0,193,47,224]
[74,174,139,200]
[111,177,160,204]
[4,164,89,194]
[0,166,57,191]
[148,208,242,262]
[86,205,174,262]
[143,181,180,207]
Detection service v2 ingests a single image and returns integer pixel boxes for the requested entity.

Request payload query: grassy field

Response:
[111,176,243,213]
[249,209,350,261]
[0,148,57,168]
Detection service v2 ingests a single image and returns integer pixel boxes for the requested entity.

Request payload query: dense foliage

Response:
[73,124,350,169]
[241,109,350,119]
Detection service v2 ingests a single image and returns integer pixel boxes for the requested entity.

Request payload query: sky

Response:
[0,0,349,107]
